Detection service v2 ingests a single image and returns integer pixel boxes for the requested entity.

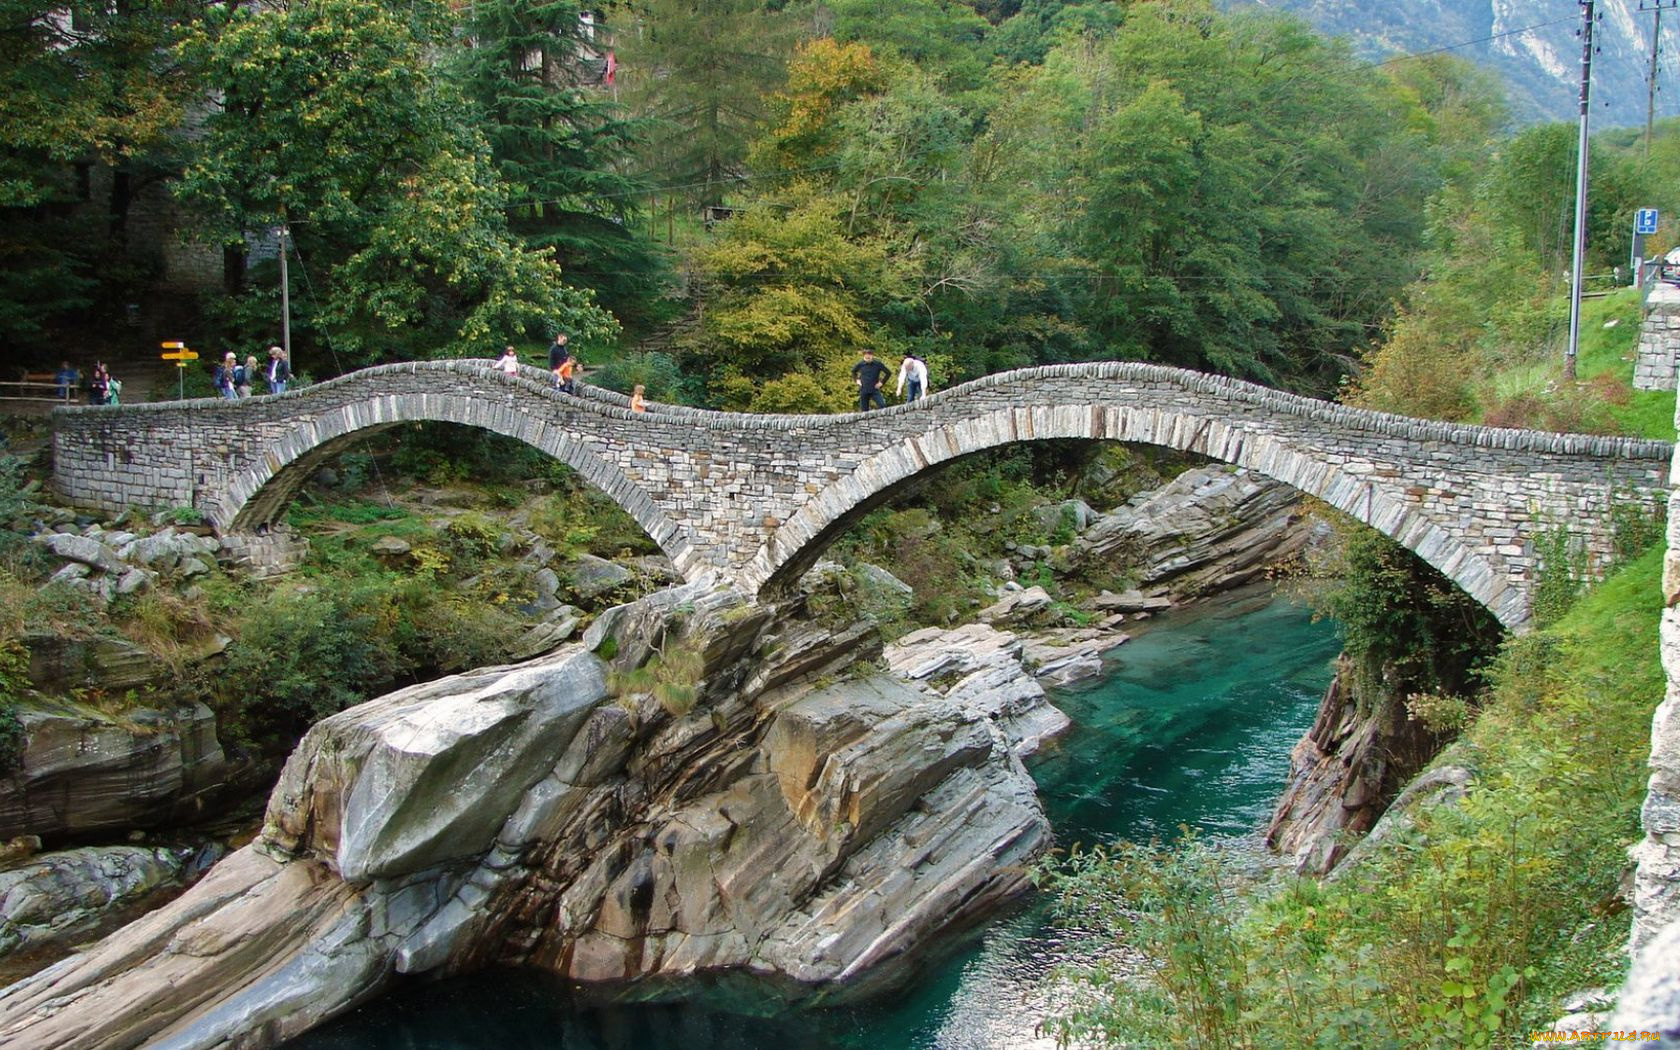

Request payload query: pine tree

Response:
[608,0,797,208]
[453,0,670,333]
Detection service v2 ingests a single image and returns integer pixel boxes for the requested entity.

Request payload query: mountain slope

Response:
[1228,0,1680,128]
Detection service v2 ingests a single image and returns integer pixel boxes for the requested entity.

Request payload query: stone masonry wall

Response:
[50,360,1670,629]
[1635,284,1680,391]
[1629,371,1680,951]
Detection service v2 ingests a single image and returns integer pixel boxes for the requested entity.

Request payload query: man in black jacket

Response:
[851,349,888,411]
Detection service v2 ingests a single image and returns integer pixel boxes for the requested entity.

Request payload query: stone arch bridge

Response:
[50,360,1671,629]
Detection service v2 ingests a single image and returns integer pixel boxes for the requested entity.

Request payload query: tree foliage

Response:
[177,0,615,366]
[608,0,797,208]
[452,0,670,335]
[0,0,196,346]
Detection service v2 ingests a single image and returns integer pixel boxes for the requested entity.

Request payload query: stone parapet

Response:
[1635,284,1680,391]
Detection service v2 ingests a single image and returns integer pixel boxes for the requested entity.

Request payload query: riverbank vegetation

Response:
[1042,544,1663,1048]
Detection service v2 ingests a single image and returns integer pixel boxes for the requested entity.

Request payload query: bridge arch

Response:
[212,372,700,574]
[748,403,1521,628]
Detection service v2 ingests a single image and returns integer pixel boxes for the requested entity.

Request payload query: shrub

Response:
[0,637,29,773]
[588,351,687,402]
[214,582,404,750]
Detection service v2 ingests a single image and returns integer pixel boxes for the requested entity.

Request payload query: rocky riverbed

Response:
[0,457,1355,1045]
[0,577,1072,1047]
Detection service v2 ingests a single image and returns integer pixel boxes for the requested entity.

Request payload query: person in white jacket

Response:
[895,353,929,403]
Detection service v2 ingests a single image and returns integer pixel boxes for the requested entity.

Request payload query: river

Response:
[289,589,1341,1049]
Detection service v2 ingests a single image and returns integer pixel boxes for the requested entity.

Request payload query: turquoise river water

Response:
[290,589,1341,1049]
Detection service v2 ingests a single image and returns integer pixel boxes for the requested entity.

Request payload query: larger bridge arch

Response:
[51,360,1671,630]
[747,404,1501,618]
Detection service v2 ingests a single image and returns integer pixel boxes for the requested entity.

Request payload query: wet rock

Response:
[0,846,186,959]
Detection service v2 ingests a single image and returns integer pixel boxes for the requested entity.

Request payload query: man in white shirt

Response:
[895,353,928,402]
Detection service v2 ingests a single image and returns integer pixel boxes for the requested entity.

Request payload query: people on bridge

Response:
[852,349,889,412]
[238,355,258,398]
[215,353,239,400]
[497,346,521,376]
[630,384,646,413]
[557,334,577,391]
[266,346,291,395]
[88,362,110,405]
[54,361,78,402]
[896,352,928,403]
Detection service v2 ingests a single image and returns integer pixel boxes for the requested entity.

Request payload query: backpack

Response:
[232,365,247,387]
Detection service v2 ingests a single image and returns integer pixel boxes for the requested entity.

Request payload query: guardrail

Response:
[0,375,75,403]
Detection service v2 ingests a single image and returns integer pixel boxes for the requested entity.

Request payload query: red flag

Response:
[604,51,616,86]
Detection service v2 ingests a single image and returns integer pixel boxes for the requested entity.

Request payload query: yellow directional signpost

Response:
[161,341,199,399]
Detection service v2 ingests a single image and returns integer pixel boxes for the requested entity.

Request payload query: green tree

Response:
[687,183,900,410]
[0,0,196,346]
[452,0,671,335]
[827,0,992,92]
[990,0,1459,390]
[177,0,615,367]
[608,0,797,209]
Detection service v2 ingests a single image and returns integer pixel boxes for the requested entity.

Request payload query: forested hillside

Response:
[5,0,1674,420]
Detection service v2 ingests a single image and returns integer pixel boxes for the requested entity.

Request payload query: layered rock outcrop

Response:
[1264,665,1455,876]
[1075,464,1314,602]
[0,701,237,841]
[0,580,1059,1048]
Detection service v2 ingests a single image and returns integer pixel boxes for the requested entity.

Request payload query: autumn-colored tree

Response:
[688,183,901,411]
[751,38,884,173]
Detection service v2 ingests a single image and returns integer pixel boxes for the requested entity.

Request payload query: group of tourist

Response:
[494,338,928,416]
[851,349,931,412]
[214,346,291,400]
[54,361,121,405]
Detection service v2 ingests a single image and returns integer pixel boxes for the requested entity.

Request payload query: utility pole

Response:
[1566,0,1597,380]
[277,222,292,359]
[1644,1,1678,157]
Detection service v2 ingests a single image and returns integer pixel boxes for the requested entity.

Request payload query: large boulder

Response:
[886,621,1073,755]
[1076,465,1311,597]
[263,652,609,881]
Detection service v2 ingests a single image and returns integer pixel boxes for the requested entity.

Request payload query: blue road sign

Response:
[1636,208,1660,235]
